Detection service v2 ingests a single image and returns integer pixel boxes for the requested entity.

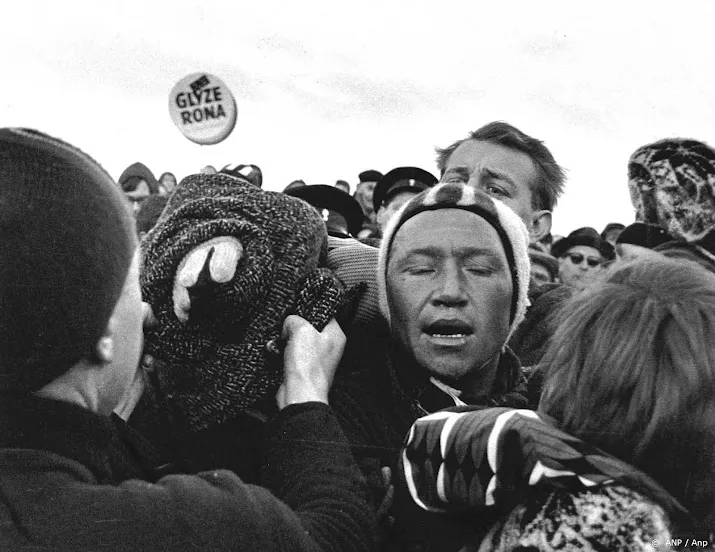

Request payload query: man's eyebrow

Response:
[395,245,504,262]
[482,167,517,189]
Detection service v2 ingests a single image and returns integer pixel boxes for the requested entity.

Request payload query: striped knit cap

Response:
[628,138,715,244]
[377,182,530,343]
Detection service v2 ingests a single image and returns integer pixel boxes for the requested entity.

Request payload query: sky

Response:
[3,0,715,236]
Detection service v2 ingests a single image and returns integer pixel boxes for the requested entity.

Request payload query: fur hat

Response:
[628,138,715,243]
[377,182,530,343]
[0,128,135,393]
[140,171,350,430]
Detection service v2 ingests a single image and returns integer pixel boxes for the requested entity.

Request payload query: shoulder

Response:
[481,485,671,552]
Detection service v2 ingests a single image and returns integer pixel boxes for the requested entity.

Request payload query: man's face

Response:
[441,140,550,241]
[530,262,554,285]
[102,249,145,415]
[558,245,605,291]
[386,209,513,382]
[124,179,151,216]
[355,181,377,217]
[376,190,419,231]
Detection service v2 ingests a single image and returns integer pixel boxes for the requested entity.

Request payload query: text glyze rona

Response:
[175,87,227,125]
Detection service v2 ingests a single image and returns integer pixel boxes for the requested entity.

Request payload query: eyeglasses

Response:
[566,253,602,267]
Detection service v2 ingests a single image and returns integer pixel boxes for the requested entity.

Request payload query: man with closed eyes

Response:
[329,182,533,548]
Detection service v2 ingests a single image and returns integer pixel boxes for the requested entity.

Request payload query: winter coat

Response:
[0,395,374,551]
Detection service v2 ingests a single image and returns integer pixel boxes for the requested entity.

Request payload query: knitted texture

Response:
[0,128,135,393]
[327,237,381,325]
[140,172,348,431]
[628,138,715,243]
[398,407,685,519]
[481,486,671,551]
[377,183,531,343]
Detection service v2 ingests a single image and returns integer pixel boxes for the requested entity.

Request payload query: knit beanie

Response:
[377,182,530,344]
[140,171,350,430]
[0,128,136,393]
[628,138,715,244]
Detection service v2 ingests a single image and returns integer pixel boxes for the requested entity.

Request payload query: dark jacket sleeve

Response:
[1,403,374,552]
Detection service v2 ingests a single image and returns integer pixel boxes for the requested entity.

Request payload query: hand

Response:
[276,316,346,409]
[172,237,243,322]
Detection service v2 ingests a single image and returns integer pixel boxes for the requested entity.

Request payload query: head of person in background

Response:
[435,121,565,243]
[372,167,438,234]
[527,243,559,286]
[283,179,307,192]
[629,137,715,273]
[600,222,625,246]
[200,165,217,175]
[158,172,177,195]
[614,221,673,262]
[118,162,160,216]
[551,227,614,291]
[334,179,350,194]
[540,256,715,537]
[285,184,363,241]
[0,128,142,416]
[220,164,263,188]
[353,170,383,223]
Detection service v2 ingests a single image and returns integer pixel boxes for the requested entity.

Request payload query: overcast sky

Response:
[3,0,714,235]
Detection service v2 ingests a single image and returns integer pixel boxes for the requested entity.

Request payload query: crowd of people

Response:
[0,121,713,551]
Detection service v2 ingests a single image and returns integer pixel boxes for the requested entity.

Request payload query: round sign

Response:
[169,73,237,145]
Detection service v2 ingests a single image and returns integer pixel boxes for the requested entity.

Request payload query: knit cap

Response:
[628,138,715,243]
[140,170,350,430]
[377,182,530,343]
[0,128,136,393]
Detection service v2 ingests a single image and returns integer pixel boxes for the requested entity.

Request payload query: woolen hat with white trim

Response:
[377,182,530,343]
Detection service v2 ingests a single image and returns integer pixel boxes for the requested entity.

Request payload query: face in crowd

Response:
[441,140,549,241]
[377,191,418,231]
[558,245,605,291]
[530,262,555,285]
[354,180,377,218]
[386,209,513,388]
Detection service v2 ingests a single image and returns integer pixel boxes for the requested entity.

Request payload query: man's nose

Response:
[432,265,468,307]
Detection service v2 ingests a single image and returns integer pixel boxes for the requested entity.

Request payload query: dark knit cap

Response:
[0,128,136,393]
[219,164,263,188]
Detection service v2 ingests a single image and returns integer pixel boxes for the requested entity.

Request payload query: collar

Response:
[0,394,167,484]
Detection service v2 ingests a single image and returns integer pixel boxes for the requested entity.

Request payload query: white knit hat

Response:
[377,182,531,344]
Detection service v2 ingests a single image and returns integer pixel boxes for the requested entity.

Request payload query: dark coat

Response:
[330,325,531,508]
[0,395,374,551]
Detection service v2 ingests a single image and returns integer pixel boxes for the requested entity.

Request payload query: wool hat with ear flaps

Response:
[377,182,531,345]
[0,128,136,393]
